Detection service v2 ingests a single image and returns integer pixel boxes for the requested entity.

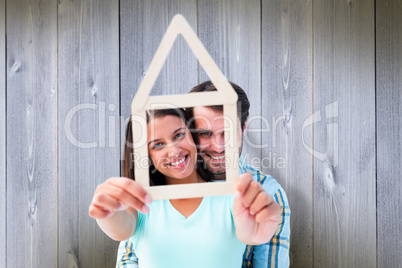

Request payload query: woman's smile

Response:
[147,115,198,182]
[166,154,189,169]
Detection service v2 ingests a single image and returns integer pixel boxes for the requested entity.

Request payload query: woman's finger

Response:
[107,177,152,205]
[97,183,149,214]
[89,204,112,219]
[91,192,121,212]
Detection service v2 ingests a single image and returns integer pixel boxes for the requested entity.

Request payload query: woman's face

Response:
[147,115,197,180]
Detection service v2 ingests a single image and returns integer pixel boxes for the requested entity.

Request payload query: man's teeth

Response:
[170,156,186,166]
[211,155,225,160]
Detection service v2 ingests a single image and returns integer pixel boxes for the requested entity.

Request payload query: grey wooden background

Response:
[1,0,401,267]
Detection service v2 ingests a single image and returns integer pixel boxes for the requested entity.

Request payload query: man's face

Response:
[193,106,243,180]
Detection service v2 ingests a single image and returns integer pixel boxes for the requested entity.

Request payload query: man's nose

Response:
[211,134,225,153]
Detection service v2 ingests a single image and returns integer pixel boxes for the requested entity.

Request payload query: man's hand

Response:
[233,173,281,245]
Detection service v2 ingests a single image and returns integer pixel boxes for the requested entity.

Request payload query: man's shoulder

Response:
[239,156,287,198]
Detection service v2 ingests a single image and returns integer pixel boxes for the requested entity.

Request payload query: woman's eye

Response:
[152,142,163,150]
[174,132,185,139]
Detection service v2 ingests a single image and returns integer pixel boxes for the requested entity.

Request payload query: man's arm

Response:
[115,239,139,268]
[252,187,290,268]
[241,172,291,268]
[233,173,281,245]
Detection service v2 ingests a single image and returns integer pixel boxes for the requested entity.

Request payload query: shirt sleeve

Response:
[115,238,139,268]
[252,187,291,268]
[115,211,145,268]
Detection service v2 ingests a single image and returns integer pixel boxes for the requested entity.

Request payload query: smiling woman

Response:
[146,109,208,185]
[147,115,197,183]
[122,108,212,186]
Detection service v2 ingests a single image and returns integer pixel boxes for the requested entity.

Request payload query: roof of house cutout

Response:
[131,14,239,200]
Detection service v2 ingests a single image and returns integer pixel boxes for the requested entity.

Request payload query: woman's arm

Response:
[89,177,152,241]
[233,173,281,245]
[96,207,138,241]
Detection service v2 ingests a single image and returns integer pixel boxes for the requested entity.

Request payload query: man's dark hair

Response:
[188,80,250,131]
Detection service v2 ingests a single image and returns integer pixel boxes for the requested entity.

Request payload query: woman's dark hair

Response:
[122,108,212,185]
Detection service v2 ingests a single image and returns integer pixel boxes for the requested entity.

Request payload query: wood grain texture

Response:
[376,0,402,267]
[261,0,313,266]
[313,0,376,267]
[198,0,262,169]
[6,0,58,266]
[58,0,120,266]
[0,0,6,266]
[120,0,198,164]
[1,1,401,267]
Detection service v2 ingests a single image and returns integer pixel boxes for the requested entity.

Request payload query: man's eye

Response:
[199,132,212,137]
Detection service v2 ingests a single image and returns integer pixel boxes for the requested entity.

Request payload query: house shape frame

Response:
[131,14,239,200]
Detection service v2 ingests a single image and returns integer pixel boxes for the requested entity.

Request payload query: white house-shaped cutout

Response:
[131,14,239,200]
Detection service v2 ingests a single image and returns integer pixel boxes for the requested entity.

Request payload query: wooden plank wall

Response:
[198,0,262,165]
[120,0,198,133]
[261,1,313,266]
[0,0,6,266]
[1,0,401,267]
[58,0,120,267]
[376,0,402,267]
[6,0,58,267]
[314,0,377,267]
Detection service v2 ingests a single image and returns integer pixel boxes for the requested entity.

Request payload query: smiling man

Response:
[192,106,228,179]
[116,81,291,268]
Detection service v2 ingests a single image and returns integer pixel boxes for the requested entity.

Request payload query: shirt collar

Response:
[238,154,246,174]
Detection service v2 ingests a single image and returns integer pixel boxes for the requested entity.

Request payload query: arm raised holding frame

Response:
[89,177,151,241]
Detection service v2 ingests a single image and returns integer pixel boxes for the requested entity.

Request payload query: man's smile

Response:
[203,153,226,162]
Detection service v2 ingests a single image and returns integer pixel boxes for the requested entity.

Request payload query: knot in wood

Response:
[11,60,21,73]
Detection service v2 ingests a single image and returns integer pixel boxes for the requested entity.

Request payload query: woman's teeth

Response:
[169,156,186,166]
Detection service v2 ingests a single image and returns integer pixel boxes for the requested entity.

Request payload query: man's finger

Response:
[249,191,274,215]
[254,202,281,223]
[241,181,263,208]
[235,173,253,197]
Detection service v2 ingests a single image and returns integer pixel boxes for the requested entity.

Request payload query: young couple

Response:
[89,81,290,267]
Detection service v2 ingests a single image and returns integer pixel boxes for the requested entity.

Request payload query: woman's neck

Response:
[165,170,204,185]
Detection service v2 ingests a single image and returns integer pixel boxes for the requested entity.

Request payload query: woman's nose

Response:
[168,145,181,157]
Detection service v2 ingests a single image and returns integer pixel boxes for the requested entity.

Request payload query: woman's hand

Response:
[89,177,152,219]
[89,177,152,241]
[233,173,281,245]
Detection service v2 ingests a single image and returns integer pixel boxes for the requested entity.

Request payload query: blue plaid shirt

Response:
[116,156,290,268]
